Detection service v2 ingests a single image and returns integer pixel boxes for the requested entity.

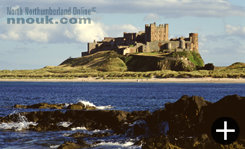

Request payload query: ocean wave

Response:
[77,100,113,110]
[49,145,60,149]
[77,100,96,107]
[71,126,87,131]
[71,126,112,135]
[93,140,141,149]
[0,114,37,131]
[57,122,72,128]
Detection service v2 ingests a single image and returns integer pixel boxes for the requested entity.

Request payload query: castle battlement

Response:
[82,23,198,56]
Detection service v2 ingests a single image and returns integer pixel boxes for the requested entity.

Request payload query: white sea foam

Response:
[64,103,70,108]
[77,100,96,107]
[0,114,37,131]
[63,133,70,137]
[94,141,141,148]
[71,126,112,135]
[129,120,146,127]
[71,126,87,131]
[57,122,72,128]
[50,145,60,149]
[96,105,113,110]
[77,100,113,110]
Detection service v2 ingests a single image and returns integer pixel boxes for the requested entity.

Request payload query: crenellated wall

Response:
[83,23,199,56]
[145,22,168,42]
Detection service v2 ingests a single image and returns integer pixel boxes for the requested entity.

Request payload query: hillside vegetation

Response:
[0,51,244,79]
[60,51,127,72]
[61,51,204,72]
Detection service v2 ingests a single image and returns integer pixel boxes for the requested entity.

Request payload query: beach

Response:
[0,77,245,83]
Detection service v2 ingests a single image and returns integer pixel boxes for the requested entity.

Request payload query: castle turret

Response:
[145,22,168,42]
[180,38,186,49]
[189,33,198,52]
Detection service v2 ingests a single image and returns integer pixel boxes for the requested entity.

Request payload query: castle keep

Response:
[82,22,198,56]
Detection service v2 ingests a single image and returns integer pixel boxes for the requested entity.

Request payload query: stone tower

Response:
[189,33,198,52]
[145,22,168,42]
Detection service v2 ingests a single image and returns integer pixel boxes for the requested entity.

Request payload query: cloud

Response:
[225,25,245,37]
[64,22,107,42]
[199,34,245,65]
[104,24,140,37]
[1,0,245,18]
[144,13,160,21]
[0,21,140,43]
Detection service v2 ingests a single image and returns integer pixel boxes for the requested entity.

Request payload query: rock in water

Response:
[58,140,90,149]
[163,95,211,137]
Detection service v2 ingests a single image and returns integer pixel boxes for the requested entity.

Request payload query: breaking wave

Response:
[77,100,113,110]
[0,113,37,131]
[57,122,72,128]
[93,140,141,149]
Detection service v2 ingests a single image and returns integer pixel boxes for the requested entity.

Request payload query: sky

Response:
[0,0,245,69]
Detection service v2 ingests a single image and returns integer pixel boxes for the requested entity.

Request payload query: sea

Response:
[0,82,244,149]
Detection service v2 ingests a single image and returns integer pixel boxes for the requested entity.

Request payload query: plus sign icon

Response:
[211,117,240,145]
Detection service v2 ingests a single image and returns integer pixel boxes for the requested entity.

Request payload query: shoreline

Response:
[0,77,245,83]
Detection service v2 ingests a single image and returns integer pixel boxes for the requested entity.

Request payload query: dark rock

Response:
[14,103,65,109]
[201,94,245,139]
[70,132,111,138]
[67,103,96,110]
[58,140,90,149]
[67,104,84,110]
[163,95,211,137]
[14,102,97,110]
[127,111,151,123]
[203,63,215,70]
[2,94,245,148]
[142,135,181,149]
[14,104,27,109]
[127,120,148,137]
[197,63,215,70]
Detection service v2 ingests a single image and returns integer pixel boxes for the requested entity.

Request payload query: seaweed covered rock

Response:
[14,103,65,109]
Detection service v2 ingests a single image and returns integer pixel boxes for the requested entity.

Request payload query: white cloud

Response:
[0,21,140,43]
[67,22,107,42]
[199,33,245,65]
[225,25,245,37]
[104,24,140,37]
[144,13,160,21]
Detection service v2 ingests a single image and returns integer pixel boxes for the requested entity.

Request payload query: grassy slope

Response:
[167,51,205,67]
[0,51,244,79]
[60,51,127,72]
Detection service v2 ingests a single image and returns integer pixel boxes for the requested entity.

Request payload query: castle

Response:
[82,22,198,56]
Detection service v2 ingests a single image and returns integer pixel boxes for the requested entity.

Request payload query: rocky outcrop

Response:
[2,94,245,148]
[201,95,245,139]
[126,55,196,72]
[142,135,182,149]
[14,102,97,110]
[58,140,90,149]
[164,95,211,137]
[143,94,245,148]
[203,63,215,70]
[67,103,96,110]
[14,103,65,109]
[198,63,215,70]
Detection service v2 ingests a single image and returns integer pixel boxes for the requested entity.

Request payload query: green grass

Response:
[168,51,204,67]
[60,51,127,72]
[0,51,243,79]
[136,52,163,56]
[0,64,244,79]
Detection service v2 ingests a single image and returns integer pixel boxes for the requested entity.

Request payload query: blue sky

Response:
[0,0,245,69]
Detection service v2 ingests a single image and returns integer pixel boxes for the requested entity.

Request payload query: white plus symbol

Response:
[216,121,235,140]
